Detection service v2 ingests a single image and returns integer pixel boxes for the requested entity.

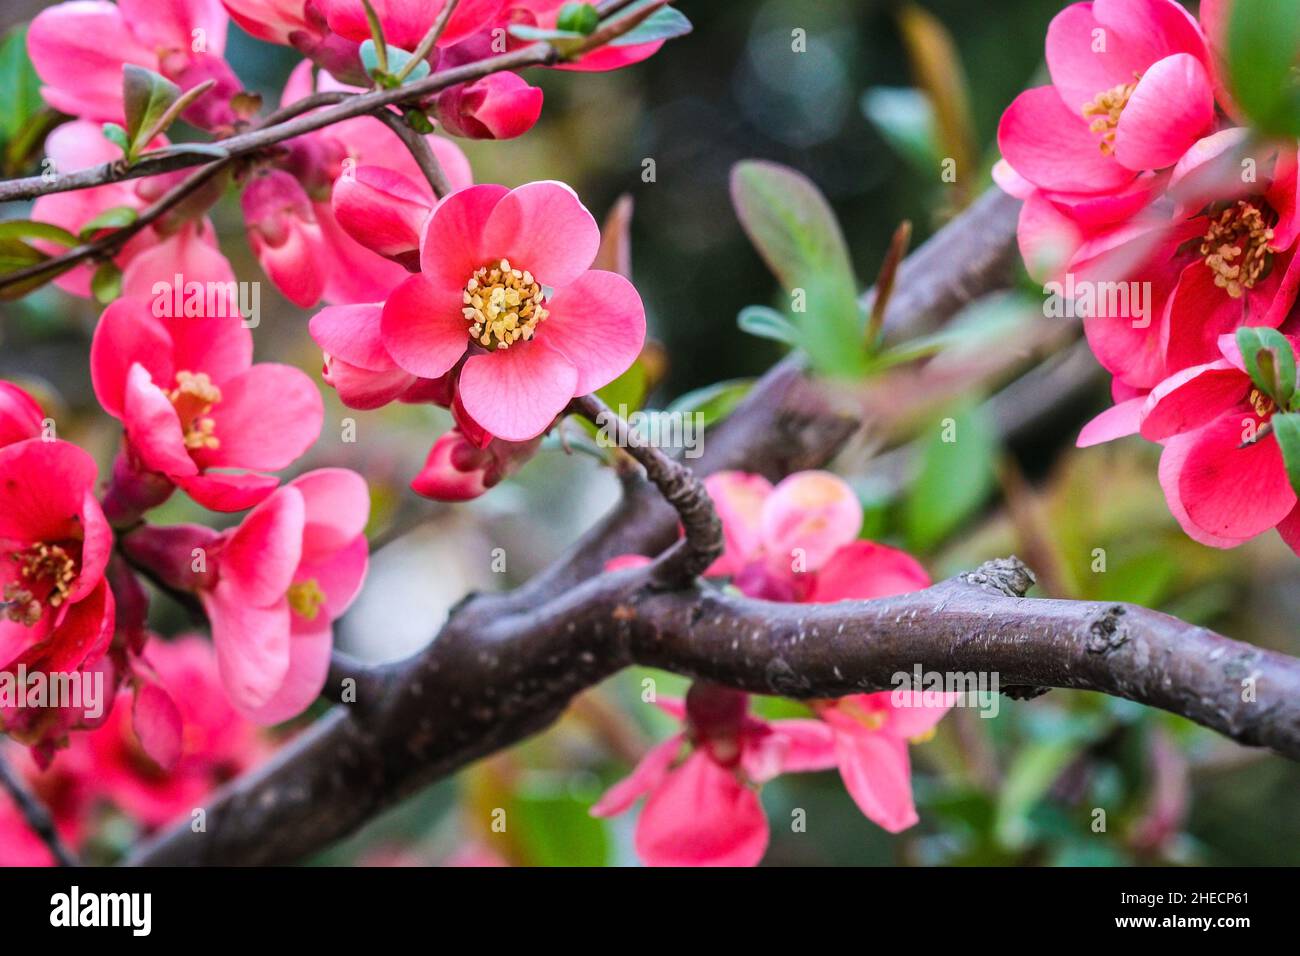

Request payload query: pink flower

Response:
[252,62,473,306]
[381,181,646,441]
[503,1,668,72]
[997,0,1214,197]
[810,691,955,833]
[198,469,369,723]
[590,684,838,867]
[0,743,87,865]
[429,70,544,139]
[311,0,506,52]
[702,470,931,602]
[31,122,235,299]
[84,635,267,827]
[0,440,116,758]
[91,297,324,513]
[1137,333,1300,551]
[410,426,540,501]
[310,302,448,409]
[0,382,44,449]
[29,0,244,130]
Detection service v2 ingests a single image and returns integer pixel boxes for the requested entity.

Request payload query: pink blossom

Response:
[0,440,116,760]
[429,70,544,139]
[1135,334,1300,551]
[810,691,955,833]
[84,635,267,827]
[410,427,541,501]
[701,470,931,602]
[29,0,244,131]
[31,122,235,299]
[0,382,44,449]
[311,0,506,52]
[503,1,668,72]
[997,0,1213,198]
[253,62,473,305]
[197,469,369,723]
[380,181,646,441]
[590,684,837,867]
[91,297,324,513]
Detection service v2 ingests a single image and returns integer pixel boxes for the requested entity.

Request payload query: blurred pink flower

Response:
[0,382,44,449]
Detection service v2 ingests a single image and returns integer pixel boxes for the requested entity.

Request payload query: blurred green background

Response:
[2,0,1299,866]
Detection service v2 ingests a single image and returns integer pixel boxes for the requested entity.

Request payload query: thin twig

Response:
[0,753,79,866]
[0,159,231,294]
[569,393,723,583]
[370,108,452,197]
[393,0,461,83]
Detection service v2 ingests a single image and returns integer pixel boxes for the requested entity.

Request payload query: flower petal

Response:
[481,181,600,289]
[589,734,684,817]
[540,270,646,395]
[381,273,471,380]
[457,343,578,442]
[809,540,931,602]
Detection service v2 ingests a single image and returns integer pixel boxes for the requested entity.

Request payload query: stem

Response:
[393,0,461,84]
[370,108,452,197]
[569,393,723,584]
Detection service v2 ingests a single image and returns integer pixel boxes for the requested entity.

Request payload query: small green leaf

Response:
[91,260,123,304]
[122,65,181,158]
[608,6,692,46]
[359,0,389,73]
[0,220,79,247]
[737,305,799,345]
[1236,325,1297,407]
[1226,0,1300,135]
[663,379,754,428]
[861,87,938,172]
[0,26,44,145]
[903,404,998,551]
[360,41,430,83]
[556,2,600,35]
[78,206,139,240]
[507,23,589,57]
[102,123,130,156]
[0,237,76,300]
[1273,412,1300,496]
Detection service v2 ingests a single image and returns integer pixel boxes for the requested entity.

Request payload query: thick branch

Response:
[126,554,1300,865]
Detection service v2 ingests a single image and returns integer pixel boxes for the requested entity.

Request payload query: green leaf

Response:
[0,220,78,247]
[508,782,610,866]
[359,41,430,84]
[91,260,122,304]
[122,66,181,158]
[0,26,44,145]
[903,404,998,551]
[556,2,600,35]
[78,206,139,240]
[507,23,589,57]
[1273,412,1300,497]
[1236,325,1297,407]
[736,305,799,345]
[608,6,692,46]
[663,378,754,428]
[730,161,865,377]
[0,237,76,300]
[861,87,938,173]
[1227,0,1300,135]
[102,123,130,156]
[730,160,855,295]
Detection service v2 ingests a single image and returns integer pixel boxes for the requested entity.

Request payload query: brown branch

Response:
[568,393,722,584]
[125,553,1300,865]
[369,108,452,197]
[0,752,79,867]
[0,159,230,294]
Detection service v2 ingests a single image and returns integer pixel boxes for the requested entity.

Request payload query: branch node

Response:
[1086,605,1130,655]
[959,556,1036,598]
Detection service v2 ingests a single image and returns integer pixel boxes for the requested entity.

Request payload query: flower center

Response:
[461,258,549,351]
[1249,387,1276,419]
[3,543,77,625]
[169,370,222,451]
[838,698,887,731]
[287,578,326,620]
[1081,79,1138,155]
[1200,201,1276,299]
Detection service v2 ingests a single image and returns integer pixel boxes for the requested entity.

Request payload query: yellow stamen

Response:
[168,370,222,451]
[287,578,327,621]
[15,543,76,611]
[461,258,548,351]
[1082,78,1138,155]
[1249,387,1276,419]
[1200,202,1276,299]
[2,582,41,626]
